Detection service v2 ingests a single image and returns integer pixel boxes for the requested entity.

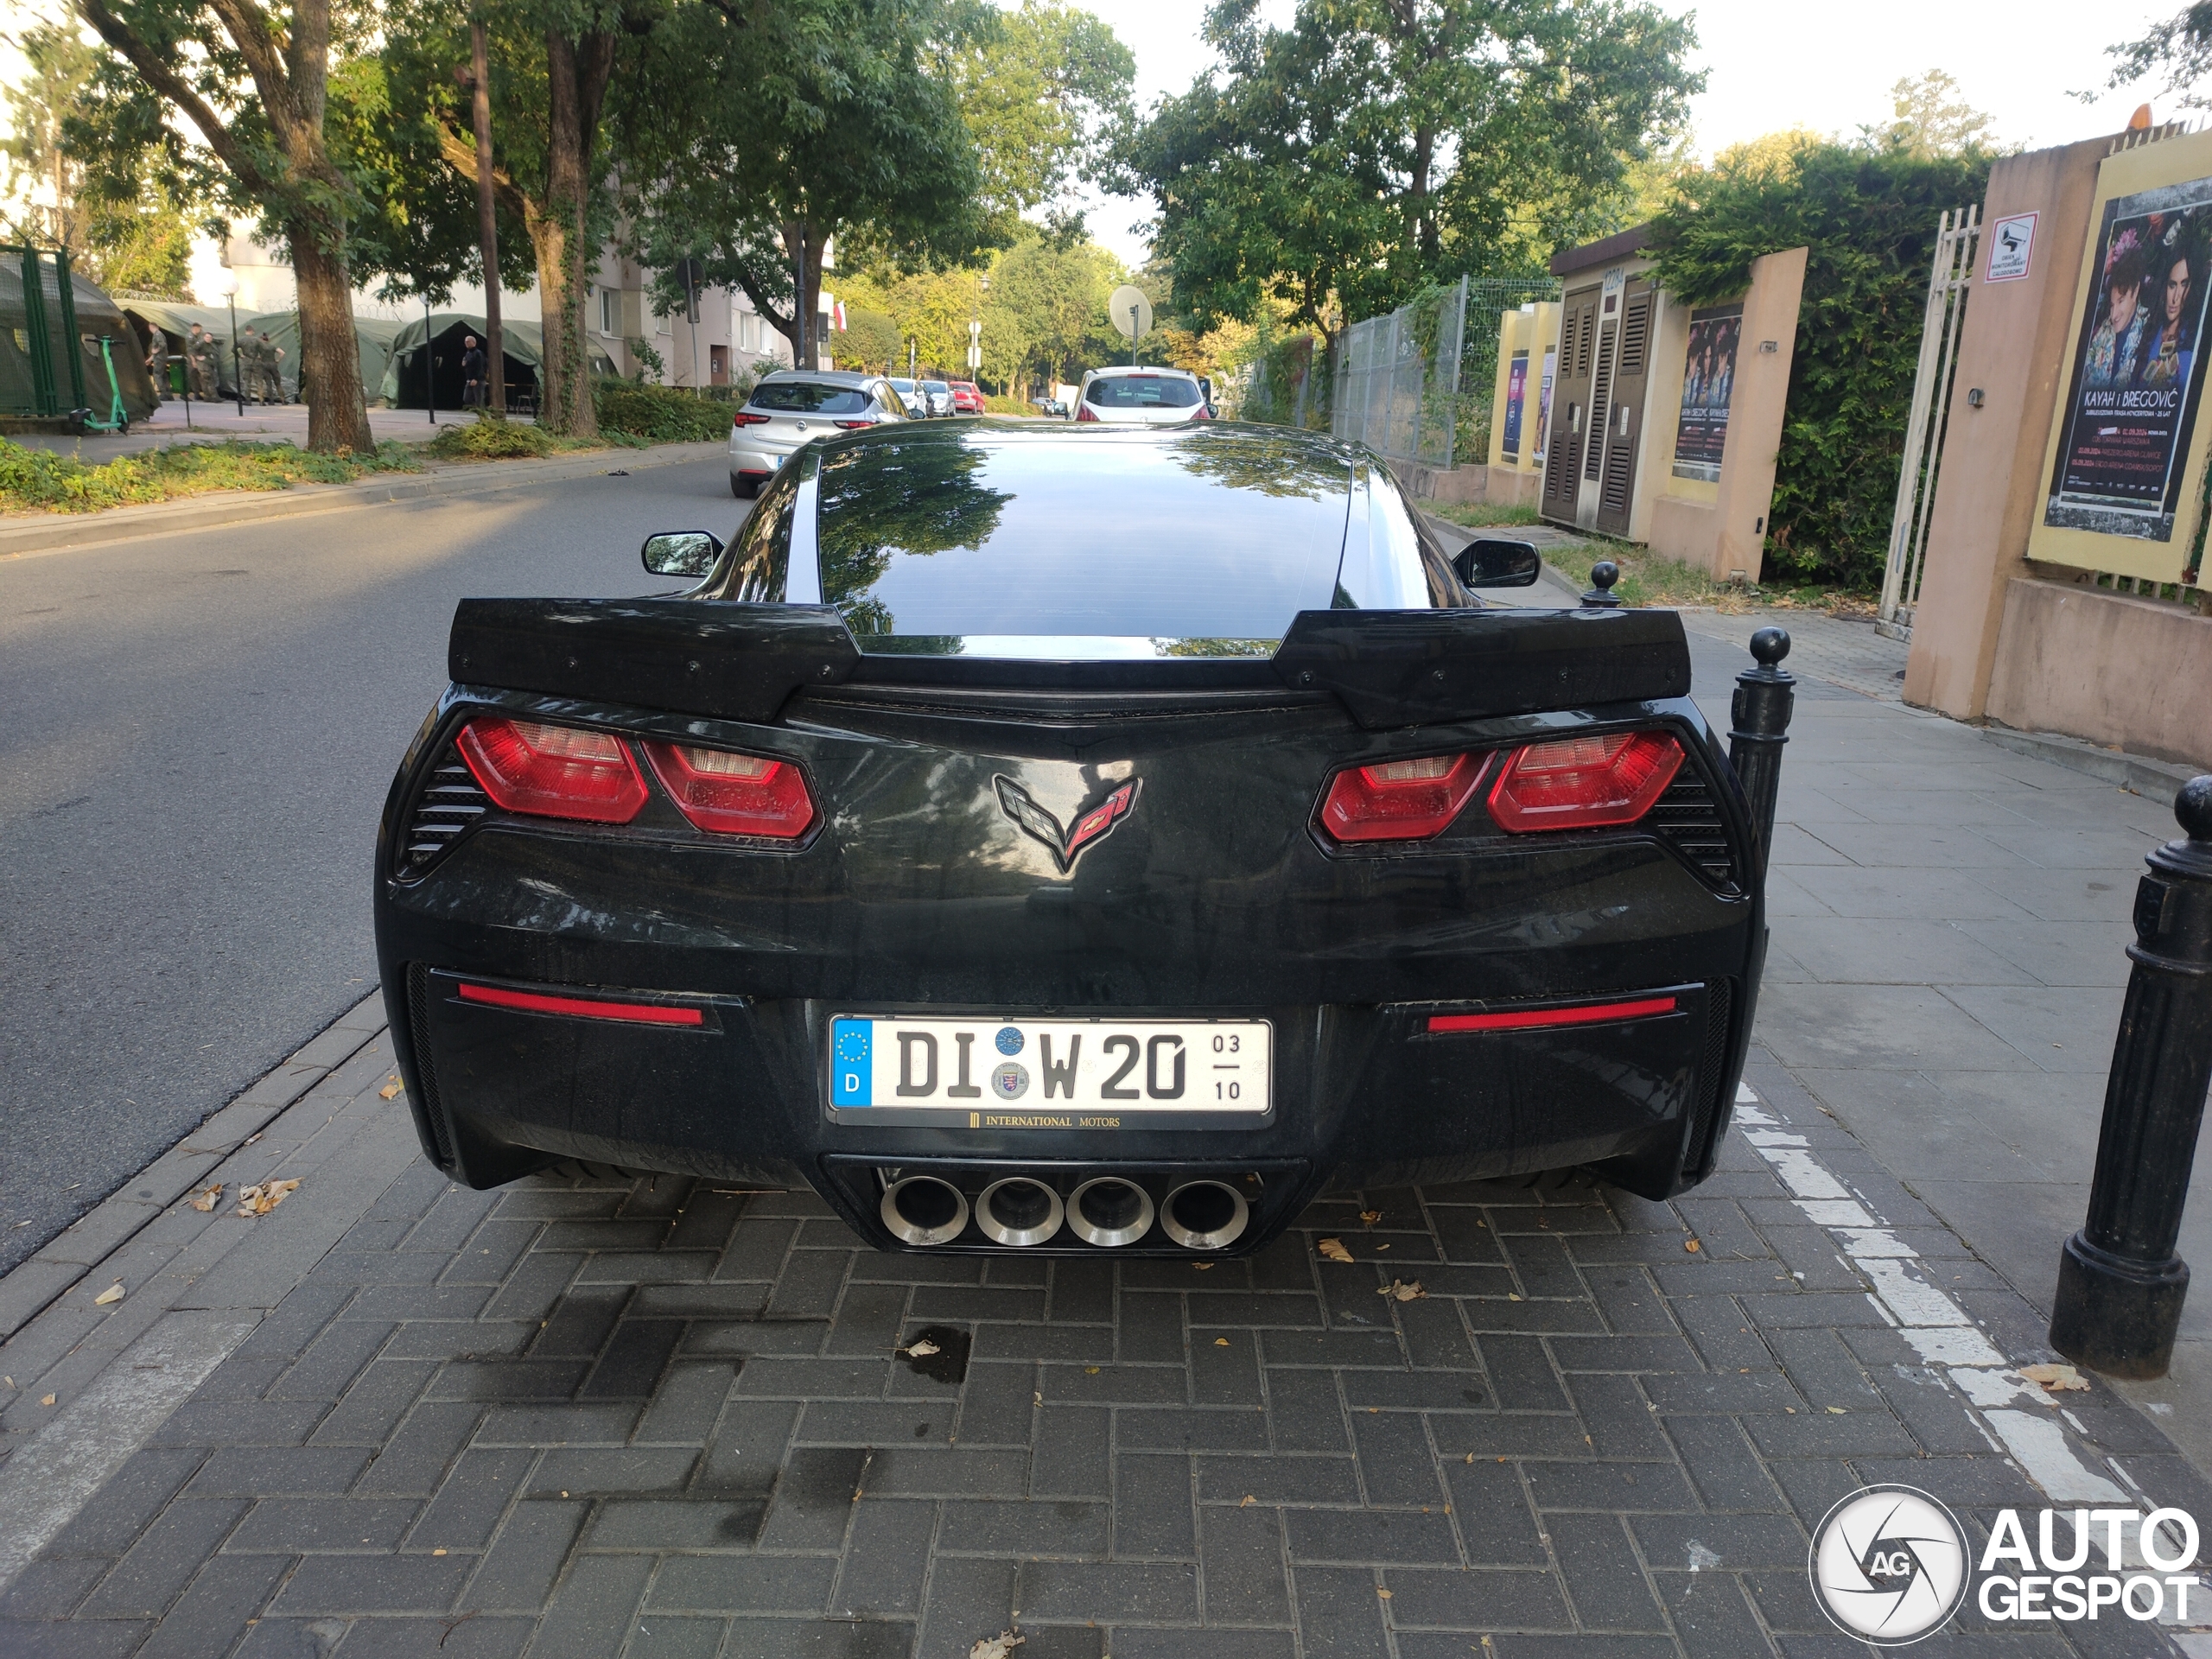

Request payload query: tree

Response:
[2108,3,2212,109]
[67,0,376,449]
[3,20,194,295]
[622,0,989,377]
[1864,70,2000,159]
[1116,0,1702,340]
[947,0,1133,244]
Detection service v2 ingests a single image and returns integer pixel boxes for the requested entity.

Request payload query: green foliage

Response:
[626,337,666,383]
[0,435,417,512]
[1116,0,1701,339]
[593,380,731,442]
[1649,136,1994,588]
[426,411,559,460]
[2107,3,2212,111]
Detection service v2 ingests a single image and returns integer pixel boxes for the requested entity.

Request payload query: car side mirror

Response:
[1452,537,1542,588]
[641,531,724,577]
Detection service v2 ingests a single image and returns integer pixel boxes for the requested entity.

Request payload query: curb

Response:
[0,440,725,561]
[0,993,388,1345]
[1979,722,2202,805]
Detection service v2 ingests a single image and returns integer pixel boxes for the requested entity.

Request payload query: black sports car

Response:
[375,421,1764,1256]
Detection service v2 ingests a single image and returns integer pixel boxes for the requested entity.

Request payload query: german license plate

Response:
[828,1016,1269,1121]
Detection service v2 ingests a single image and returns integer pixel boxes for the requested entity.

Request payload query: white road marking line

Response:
[1732,1084,2135,1510]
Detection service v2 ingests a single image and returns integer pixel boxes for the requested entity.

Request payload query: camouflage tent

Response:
[379,314,615,409]
[120,300,245,400]
[0,259,160,421]
[242,311,406,404]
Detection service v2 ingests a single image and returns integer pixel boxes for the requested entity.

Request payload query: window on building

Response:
[600,288,620,338]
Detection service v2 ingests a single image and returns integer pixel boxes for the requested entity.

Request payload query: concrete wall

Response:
[1985,578,2212,767]
[1643,245,1808,583]
[1903,137,2113,719]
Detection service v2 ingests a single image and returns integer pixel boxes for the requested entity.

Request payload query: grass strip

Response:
[0,435,423,515]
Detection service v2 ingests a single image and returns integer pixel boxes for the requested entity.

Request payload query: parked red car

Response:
[948,379,985,415]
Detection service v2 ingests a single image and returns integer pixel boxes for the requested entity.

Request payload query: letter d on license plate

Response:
[828,1016,1269,1122]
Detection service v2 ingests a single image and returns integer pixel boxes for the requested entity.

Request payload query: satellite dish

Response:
[1109,284,1153,343]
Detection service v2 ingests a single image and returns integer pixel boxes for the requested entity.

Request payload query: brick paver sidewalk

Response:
[2,1010,2206,1656]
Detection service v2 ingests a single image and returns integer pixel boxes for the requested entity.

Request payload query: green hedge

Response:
[592,380,733,442]
[1649,140,1993,589]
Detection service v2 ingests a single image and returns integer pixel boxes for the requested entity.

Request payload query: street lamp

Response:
[213,269,244,418]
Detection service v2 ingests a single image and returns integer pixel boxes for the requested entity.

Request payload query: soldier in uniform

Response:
[144,325,171,401]
[185,323,217,399]
[259,331,289,403]
[245,331,271,403]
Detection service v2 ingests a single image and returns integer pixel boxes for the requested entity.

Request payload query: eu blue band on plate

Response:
[831,1018,872,1107]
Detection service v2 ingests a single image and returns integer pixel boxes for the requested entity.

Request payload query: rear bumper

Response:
[381,960,1750,1255]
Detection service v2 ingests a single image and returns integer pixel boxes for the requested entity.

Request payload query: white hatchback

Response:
[728,370,909,498]
[1074,365,1213,426]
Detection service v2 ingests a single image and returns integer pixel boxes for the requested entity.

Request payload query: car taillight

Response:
[834,419,872,429]
[732,411,769,427]
[1487,731,1683,832]
[642,743,815,838]
[1075,403,1099,422]
[1319,752,1488,842]
[456,717,648,823]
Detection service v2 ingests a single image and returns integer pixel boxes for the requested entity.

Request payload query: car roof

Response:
[1083,365,1200,381]
[756,368,880,388]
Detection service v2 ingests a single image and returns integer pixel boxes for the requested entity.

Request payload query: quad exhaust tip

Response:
[1162,1179,1249,1250]
[1067,1176,1156,1248]
[880,1175,969,1246]
[976,1176,1065,1247]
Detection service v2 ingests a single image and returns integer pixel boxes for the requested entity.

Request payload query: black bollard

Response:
[1580,560,1622,607]
[1728,628,1795,872]
[2048,775,2212,1379]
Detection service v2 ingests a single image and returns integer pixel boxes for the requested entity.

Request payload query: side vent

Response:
[1681,978,1736,1179]
[1618,294,1650,378]
[404,965,458,1171]
[1649,767,1739,893]
[1583,324,1615,481]
[402,744,490,874]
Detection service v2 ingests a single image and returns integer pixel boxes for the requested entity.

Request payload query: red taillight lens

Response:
[731,410,769,427]
[1075,403,1099,422]
[1319,752,1488,842]
[1487,731,1683,832]
[456,718,649,823]
[643,743,815,838]
[833,419,872,429]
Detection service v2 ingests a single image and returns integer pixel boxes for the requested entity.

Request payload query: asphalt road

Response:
[0,450,744,1273]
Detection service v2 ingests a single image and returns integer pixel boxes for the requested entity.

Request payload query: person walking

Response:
[185,323,217,400]
[461,334,487,409]
[143,325,171,401]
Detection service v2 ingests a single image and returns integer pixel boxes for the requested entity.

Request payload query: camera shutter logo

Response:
[1808,1484,1970,1645]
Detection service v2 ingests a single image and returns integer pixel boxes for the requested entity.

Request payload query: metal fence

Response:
[0,245,89,417]
[1330,275,1559,470]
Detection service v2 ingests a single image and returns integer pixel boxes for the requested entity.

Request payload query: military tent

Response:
[0,267,161,422]
[379,314,615,410]
[241,311,406,404]
[122,301,246,400]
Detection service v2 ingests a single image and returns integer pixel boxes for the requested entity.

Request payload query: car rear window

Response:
[1086,375,1200,409]
[814,430,1351,649]
[750,381,870,414]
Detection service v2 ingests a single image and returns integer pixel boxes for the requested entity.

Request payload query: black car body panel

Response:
[374,421,1764,1256]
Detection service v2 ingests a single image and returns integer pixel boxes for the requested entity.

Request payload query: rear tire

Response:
[729,474,754,499]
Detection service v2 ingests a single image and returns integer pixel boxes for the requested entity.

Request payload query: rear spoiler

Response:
[449,599,1690,730]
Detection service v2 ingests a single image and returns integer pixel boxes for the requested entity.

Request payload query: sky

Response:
[1073,0,2184,269]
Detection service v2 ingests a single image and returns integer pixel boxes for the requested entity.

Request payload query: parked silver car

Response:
[919,379,953,418]
[728,370,909,498]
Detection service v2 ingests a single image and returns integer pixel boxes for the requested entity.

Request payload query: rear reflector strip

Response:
[1427,995,1678,1035]
[456,982,704,1027]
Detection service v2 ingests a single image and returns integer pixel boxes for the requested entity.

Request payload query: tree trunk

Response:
[539,34,595,435]
[471,18,505,414]
[291,224,373,451]
[772,218,825,371]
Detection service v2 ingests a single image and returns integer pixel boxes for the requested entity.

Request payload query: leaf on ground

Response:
[1359,1210,1382,1227]
[1239,1494,1256,1506]
[2020,1363,2090,1392]
[233,1179,301,1218]
[1318,1237,1354,1263]
[969,1633,1024,1659]
[1826,1406,1847,1414]
[93,1283,124,1306]
[1192,1262,1212,1271]
[900,1340,941,1359]
[40,1393,55,1406]
[1378,1279,1427,1301]
[187,1185,223,1212]
[1684,1238,1701,1253]
[378,1082,404,1100]
[1214,1338,1230,1347]
[1376,1586,1393,1599]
